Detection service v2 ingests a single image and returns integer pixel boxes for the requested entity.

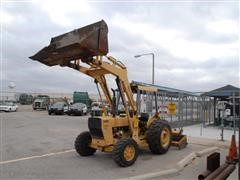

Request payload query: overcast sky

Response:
[1,0,239,94]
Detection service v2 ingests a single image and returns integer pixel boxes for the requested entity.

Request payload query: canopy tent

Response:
[204,85,240,126]
[204,85,239,98]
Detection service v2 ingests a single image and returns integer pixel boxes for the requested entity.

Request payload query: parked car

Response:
[90,102,102,116]
[66,103,87,116]
[0,101,18,112]
[73,91,92,109]
[48,102,67,115]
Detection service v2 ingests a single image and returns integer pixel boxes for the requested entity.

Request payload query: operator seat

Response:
[139,113,149,122]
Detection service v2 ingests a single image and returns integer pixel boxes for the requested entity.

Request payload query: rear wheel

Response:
[113,138,138,167]
[147,120,172,154]
[80,111,83,116]
[75,131,96,156]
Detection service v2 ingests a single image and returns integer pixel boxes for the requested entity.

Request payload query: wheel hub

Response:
[123,145,135,161]
[160,127,170,148]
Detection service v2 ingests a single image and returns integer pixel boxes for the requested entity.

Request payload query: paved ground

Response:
[0,106,238,179]
[184,124,239,143]
[163,148,238,180]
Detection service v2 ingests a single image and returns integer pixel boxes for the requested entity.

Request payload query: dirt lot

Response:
[0,106,237,179]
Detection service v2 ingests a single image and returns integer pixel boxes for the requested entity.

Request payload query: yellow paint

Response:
[161,127,171,148]
[137,85,158,92]
[123,145,135,161]
[168,103,176,115]
[66,55,181,152]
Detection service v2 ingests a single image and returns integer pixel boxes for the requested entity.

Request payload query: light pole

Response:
[134,53,155,85]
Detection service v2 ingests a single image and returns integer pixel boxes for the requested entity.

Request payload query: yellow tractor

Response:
[30,20,186,167]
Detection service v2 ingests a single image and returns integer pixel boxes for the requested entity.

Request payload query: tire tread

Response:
[75,131,96,156]
[113,138,138,167]
[147,120,172,154]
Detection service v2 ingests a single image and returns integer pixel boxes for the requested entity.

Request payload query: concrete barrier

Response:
[118,146,219,180]
[195,147,219,157]
[176,152,196,171]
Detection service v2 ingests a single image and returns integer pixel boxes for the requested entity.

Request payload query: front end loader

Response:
[30,20,186,167]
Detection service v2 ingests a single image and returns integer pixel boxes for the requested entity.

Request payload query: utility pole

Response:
[134,53,155,85]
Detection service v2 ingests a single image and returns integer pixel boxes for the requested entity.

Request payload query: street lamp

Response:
[134,53,155,85]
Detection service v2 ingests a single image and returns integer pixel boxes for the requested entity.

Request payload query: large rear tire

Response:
[147,120,172,154]
[113,138,138,167]
[75,131,96,156]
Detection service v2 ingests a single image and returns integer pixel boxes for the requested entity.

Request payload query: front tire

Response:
[80,111,83,116]
[147,120,172,154]
[113,138,139,167]
[75,131,96,156]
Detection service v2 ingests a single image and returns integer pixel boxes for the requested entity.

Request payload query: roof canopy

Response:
[204,85,240,97]
[131,81,198,96]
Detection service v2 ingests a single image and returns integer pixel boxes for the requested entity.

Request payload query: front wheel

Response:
[75,131,96,156]
[113,138,139,167]
[80,111,83,116]
[147,120,172,154]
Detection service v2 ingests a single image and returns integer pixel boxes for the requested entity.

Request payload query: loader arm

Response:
[29,20,138,134]
[63,56,138,134]
[67,56,137,116]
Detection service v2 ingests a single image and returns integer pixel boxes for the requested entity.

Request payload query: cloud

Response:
[207,19,239,35]
[0,10,14,25]
[1,1,239,94]
[111,13,238,61]
[35,0,92,27]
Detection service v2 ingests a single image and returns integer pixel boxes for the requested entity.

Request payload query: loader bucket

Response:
[29,20,108,66]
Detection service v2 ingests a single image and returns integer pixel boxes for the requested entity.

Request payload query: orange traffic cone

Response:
[226,135,238,162]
